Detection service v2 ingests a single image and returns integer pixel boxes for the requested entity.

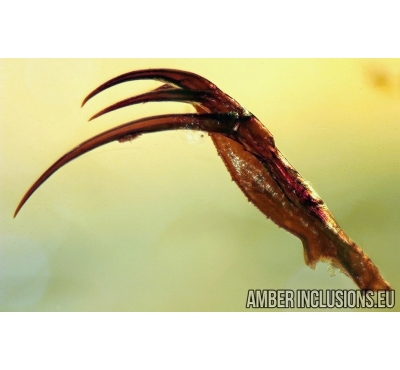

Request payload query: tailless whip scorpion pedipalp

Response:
[14,68,391,291]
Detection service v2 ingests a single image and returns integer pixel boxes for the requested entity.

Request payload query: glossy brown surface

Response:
[15,68,391,291]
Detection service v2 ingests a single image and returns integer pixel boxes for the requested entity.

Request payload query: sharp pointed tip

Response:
[14,200,25,217]
[81,94,93,107]
[88,110,104,121]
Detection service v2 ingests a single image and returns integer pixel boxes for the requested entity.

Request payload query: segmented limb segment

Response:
[16,69,391,291]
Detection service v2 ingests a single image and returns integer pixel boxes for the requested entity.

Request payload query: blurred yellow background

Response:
[1,59,399,311]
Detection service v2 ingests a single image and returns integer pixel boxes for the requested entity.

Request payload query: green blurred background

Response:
[1,59,399,311]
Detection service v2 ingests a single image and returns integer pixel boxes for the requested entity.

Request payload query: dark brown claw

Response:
[82,69,219,107]
[88,88,218,121]
[16,68,391,291]
[82,68,245,114]
[13,112,240,218]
